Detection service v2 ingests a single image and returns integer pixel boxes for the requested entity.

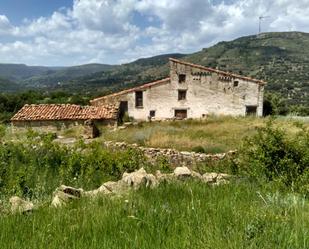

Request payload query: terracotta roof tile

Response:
[11,104,118,122]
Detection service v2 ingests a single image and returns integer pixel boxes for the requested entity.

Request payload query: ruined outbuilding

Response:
[91,58,266,121]
[11,104,118,137]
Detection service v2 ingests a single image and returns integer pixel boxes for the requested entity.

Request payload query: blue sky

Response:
[0,1,72,24]
[0,0,308,66]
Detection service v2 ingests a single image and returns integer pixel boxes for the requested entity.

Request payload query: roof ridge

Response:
[91,77,170,102]
[169,58,266,85]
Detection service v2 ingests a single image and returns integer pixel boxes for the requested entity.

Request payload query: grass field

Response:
[99,116,309,153]
[0,116,308,248]
[0,181,308,249]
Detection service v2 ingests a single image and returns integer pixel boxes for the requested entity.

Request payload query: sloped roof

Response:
[91,77,170,103]
[169,58,266,85]
[11,104,118,122]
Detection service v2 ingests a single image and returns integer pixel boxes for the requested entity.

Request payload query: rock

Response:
[191,170,202,180]
[84,184,112,197]
[121,168,158,189]
[215,173,232,185]
[174,166,192,179]
[155,170,175,183]
[51,185,84,207]
[202,173,218,183]
[9,196,34,214]
[202,173,232,185]
[103,181,128,195]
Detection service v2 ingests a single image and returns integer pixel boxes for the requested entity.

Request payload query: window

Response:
[178,90,187,100]
[178,74,186,83]
[135,91,143,108]
[246,106,257,116]
[149,110,155,118]
[233,80,239,87]
[175,109,187,119]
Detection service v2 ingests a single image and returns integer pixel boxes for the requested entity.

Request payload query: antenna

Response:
[259,16,270,34]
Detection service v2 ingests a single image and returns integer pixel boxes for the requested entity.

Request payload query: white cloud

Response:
[0,0,309,66]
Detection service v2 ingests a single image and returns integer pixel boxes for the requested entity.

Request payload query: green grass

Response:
[99,116,309,153]
[0,181,308,249]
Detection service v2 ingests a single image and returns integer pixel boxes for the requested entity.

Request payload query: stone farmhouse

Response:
[11,104,118,137]
[90,58,266,122]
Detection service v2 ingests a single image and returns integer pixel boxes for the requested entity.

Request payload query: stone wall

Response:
[103,141,236,166]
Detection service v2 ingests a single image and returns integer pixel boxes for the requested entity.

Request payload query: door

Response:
[118,101,128,124]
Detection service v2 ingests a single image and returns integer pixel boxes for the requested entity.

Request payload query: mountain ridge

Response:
[0,32,308,108]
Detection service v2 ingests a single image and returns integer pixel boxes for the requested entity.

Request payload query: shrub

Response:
[236,120,309,194]
[0,135,146,199]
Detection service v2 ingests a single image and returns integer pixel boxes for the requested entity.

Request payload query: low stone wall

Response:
[103,141,236,166]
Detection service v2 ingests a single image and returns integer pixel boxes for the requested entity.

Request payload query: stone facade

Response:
[91,58,266,121]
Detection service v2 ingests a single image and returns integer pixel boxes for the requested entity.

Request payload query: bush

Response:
[0,134,147,199]
[236,120,309,194]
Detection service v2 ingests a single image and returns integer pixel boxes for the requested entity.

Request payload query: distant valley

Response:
[0,32,309,108]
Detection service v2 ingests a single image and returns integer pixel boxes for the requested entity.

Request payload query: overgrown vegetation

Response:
[0,182,308,249]
[0,130,146,200]
[0,118,308,248]
[235,120,309,195]
[100,116,309,153]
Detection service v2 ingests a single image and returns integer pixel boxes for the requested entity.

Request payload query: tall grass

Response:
[100,116,309,152]
[0,181,308,249]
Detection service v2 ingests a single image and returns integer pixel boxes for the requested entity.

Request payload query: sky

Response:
[0,0,309,66]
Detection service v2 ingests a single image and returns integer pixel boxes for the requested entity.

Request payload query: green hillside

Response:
[0,32,308,110]
[186,32,309,107]
[63,32,309,108]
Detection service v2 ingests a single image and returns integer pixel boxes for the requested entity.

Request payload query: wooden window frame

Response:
[135,91,143,108]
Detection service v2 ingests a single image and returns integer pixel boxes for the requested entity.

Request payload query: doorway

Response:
[118,101,128,124]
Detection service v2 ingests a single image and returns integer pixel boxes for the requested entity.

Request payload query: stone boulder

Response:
[51,185,84,207]
[9,196,34,214]
[202,173,219,183]
[174,166,192,180]
[84,184,112,197]
[121,168,158,189]
[102,181,129,195]
[155,170,175,183]
[202,173,232,185]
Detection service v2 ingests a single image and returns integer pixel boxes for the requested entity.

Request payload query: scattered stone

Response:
[9,196,34,214]
[103,181,128,195]
[202,173,218,183]
[84,184,112,197]
[155,170,175,183]
[121,168,158,189]
[191,170,202,180]
[174,166,192,179]
[51,185,84,207]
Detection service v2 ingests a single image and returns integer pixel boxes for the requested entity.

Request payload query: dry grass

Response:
[99,116,309,153]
